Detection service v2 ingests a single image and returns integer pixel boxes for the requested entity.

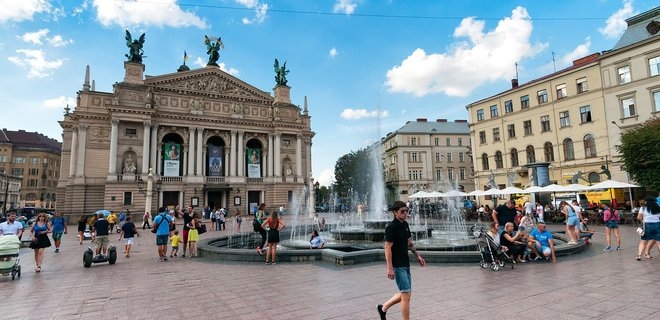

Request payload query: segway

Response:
[83,245,117,268]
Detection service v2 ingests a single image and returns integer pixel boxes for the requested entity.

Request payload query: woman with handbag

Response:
[30,213,52,272]
[261,210,285,265]
[636,197,660,261]
[186,212,200,258]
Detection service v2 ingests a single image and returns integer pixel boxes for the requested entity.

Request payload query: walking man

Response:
[377,201,425,320]
[154,207,173,262]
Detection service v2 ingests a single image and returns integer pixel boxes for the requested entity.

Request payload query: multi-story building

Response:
[466,6,659,195]
[0,129,61,209]
[466,54,607,191]
[381,118,475,202]
[0,172,23,214]
[600,7,660,181]
[57,59,314,219]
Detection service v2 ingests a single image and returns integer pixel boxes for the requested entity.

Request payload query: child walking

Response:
[118,216,139,258]
[170,230,180,257]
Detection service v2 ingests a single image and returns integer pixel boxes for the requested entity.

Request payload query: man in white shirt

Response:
[0,211,24,238]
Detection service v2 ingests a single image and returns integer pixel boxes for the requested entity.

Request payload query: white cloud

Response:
[237,1,269,25]
[18,29,74,47]
[599,0,637,39]
[7,49,64,78]
[19,29,49,45]
[0,0,52,23]
[92,0,206,28]
[333,0,357,15]
[561,37,591,66]
[385,6,547,97]
[340,108,389,120]
[193,57,239,76]
[43,96,75,109]
[329,47,338,58]
[316,168,335,187]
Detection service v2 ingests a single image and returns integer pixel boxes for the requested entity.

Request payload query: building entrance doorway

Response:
[208,191,224,210]
[163,191,179,208]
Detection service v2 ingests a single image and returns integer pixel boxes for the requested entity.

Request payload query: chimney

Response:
[436,119,447,122]
[416,118,427,122]
[511,79,519,88]
[454,120,467,123]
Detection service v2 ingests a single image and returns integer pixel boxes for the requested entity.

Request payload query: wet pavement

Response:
[1,221,659,319]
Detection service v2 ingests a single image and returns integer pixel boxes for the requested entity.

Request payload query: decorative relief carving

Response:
[89,127,110,143]
[190,98,203,115]
[123,91,145,102]
[92,97,102,106]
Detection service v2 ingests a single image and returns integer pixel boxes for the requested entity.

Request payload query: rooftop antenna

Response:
[515,62,519,80]
[552,52,557,73]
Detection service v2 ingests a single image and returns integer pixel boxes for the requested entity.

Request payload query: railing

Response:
[116,174,140,181]
[160,176,182,182]
[205,177,226,184]
[247,178,263,183]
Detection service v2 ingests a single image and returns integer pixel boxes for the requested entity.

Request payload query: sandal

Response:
[35,266,41,273]
[636,255,642,261]
[644,254,653,259]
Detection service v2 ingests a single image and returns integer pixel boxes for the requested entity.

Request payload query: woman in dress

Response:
[186,212,200,257]
[261,210,285,264]
[30,213,52,272]
[636,197,660,261]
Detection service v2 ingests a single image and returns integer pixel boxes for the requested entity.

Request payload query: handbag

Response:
[253,218,261,232]
[636,226,645,236]
[198,224,207,234]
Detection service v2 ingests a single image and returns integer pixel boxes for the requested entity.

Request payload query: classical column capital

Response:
[111,119,120,126]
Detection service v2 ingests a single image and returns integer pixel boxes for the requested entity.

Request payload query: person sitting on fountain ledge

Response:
[310,230,324,249]
[527,221,556,263]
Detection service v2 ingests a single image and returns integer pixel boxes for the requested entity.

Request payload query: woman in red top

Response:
[261,210,285,265]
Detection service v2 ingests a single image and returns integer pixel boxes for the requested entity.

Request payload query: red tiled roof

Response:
[1,129,61,154]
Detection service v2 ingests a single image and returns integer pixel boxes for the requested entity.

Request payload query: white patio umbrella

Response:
[540,184,568,193]
[563,183,591,192]
[428,191,445,198]
[586,179,639,190]
[409,191,431,199]
[468,190,487,196]
[523,186,545,193]
[439,190,467,197]
[483,186,525,196]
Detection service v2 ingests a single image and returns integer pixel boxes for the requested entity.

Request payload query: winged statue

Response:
[204,35,224,66]
[274,58,289,86]
[125,30,146,63]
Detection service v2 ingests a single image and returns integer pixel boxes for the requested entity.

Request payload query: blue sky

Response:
[0,0,656,186]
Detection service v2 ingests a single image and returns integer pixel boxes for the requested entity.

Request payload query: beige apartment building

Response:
[466,53,608,190]
[466,6,660,193]
[0,129,61,210]
[600,8,660,181]
[381,118,475,202]
[57,59,314,219]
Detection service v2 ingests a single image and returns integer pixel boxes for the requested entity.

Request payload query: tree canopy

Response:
[616,117,660,191]
[333,148,382,209]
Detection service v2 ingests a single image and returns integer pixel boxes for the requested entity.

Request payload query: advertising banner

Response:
[164,143,180,177]
[208,145,223,176]
[246,148,261,178]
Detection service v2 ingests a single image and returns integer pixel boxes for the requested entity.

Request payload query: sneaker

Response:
[567,241,577,245]
[54,248,59,253]
[377,304,387,320]
[616,247,621,251]
[533,256,541,261]
[604,246,612,252]
[170,254,173,257]
[163,257,168,261]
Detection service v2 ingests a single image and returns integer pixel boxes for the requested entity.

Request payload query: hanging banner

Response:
[208,145,223,176]
[247,148,261,178]
[163,143,180,176]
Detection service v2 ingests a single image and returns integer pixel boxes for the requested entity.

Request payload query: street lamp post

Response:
[137,168,162,218]
[2,177,9,216]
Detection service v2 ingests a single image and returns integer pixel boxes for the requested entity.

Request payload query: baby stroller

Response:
[473,227,515,271]
[0,235,22,280]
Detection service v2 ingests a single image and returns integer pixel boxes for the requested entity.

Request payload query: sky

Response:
[0,0,657,187]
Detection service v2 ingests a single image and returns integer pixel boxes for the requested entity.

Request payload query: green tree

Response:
[616,117,660,191]
[333,148,374,209]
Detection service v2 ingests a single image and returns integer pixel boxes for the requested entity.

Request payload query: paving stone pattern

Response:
[1,223,659,319]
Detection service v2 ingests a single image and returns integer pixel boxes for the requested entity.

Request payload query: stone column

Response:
[76,125,88,176]
[296,134,302,177]
[188,128,195,176]
[68,128,78,177]
[108,119,119,175]
[184,144,191,176]
[196,128,203,176]
[274,133,281,177]
[268,134,274,177]
[237,131,244,177]
[142,122,151,174]
[306,140,312,179]
[156,143,162,175]
[224,149,230,177]
[150,125,159,173]
[230,131,237,177]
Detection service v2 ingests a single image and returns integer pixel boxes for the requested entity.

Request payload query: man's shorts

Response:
[156,235,168,246]
[95,235,109,249]
[566,215,579,226]
[534,242,551,256]
[393,267,412,293]
[123,237,135,245]
[182,229,189,243]
[52,232,63,241]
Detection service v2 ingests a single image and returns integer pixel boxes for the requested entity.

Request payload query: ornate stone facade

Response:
[57,62,314,219]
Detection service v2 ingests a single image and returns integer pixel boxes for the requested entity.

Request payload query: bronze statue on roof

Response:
[125,30,145,63]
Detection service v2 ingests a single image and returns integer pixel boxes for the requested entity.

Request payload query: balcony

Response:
[205,176,226,184]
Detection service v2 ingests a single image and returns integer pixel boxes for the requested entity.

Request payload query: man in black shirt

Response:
[181,207,193,257]
[92,213,110,257]
[377,201,425,320]
[492,199,518,234]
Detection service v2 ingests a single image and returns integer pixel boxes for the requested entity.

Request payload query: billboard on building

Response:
[208,145,223,176]
[163,143,180,177]
[246,148,261,178]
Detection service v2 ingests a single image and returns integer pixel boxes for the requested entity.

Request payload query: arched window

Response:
[563,138,574,160]
[494,151,504,169]
[583,134,596,158]
[26,193,37,201]
[510,148,519,167]
[526,145,536,164]
[481,153,489,170]
[544,142,554,162]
